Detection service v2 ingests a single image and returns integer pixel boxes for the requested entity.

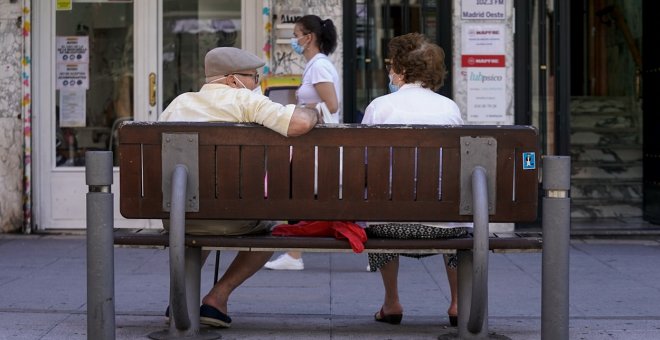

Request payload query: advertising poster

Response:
[462,24,505,55]
[461,23,507,122]
[466,68,506,122]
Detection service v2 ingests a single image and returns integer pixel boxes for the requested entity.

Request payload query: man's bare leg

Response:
[202,251,274,314]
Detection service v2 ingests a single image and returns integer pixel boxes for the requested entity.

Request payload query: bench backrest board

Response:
[119,122,539,222]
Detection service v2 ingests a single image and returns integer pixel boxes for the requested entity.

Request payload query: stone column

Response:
[0,0,25,233]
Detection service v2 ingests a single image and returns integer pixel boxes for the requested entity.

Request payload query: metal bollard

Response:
[541,156,571,340]
[85,151,115,340]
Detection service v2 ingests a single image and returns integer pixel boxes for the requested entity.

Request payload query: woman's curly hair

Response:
[388,33,447,91]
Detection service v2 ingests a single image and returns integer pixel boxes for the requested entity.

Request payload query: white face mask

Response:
[234,76,248,89]
[234,76,263,95]
[207,76,226,84]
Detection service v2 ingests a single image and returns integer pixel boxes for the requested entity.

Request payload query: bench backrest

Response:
[119,122,539,222]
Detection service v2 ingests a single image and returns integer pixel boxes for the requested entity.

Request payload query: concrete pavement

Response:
[0,233,659,339]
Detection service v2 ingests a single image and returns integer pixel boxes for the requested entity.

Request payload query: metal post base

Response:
[147,328,221,340]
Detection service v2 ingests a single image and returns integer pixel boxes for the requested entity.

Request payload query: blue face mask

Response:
[388,74,400,93]
[290,37,305,55]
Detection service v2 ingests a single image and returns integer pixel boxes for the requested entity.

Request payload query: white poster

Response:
[462,0,506,20]
[56,63,89,90]
[59,89,87,127]
[466,68,506,122]
[462,24,505,55]
[56,36,89,63]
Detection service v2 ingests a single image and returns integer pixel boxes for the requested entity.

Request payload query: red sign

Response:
[461,55,505,67]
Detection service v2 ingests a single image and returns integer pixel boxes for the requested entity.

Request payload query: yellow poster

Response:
[56,0,72,11]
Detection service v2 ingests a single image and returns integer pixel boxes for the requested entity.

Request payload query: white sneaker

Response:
[264,254,304,270]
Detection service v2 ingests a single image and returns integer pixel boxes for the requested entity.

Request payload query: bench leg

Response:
[184,247,202,330]
[457,250,488,339]
[147,164,220,340]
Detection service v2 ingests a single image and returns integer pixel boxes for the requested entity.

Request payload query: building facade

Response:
[0,0,656,233]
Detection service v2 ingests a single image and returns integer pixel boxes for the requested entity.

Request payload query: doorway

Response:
[344,0,452,123]
[32,0,249,230]
[567,0,645,220]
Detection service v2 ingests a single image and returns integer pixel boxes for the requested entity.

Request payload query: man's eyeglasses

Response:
[231,73,260,83]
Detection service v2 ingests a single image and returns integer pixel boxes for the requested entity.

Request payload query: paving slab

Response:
[0,234,659,339]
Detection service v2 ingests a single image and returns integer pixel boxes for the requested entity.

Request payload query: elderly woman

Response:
[361,33,471,327]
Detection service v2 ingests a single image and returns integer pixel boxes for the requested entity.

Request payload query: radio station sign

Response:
[462,0,506,20]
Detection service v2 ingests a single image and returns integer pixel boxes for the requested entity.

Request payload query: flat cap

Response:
[205,47,265,81]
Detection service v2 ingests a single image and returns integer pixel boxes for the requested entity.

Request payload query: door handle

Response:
[149,72,157,107]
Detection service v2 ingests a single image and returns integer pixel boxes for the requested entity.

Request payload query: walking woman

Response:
[264,14,342,270]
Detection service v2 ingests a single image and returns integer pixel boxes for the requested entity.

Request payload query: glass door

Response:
[161,0,243,109]
[53,2,137,168]
[34,0,155,230]
[351,0,451,122]
[34,0,247,230]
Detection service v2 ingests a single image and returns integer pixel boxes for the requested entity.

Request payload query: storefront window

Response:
[162,0,242,108]
[53,0,241,167]
[55,2,133,167]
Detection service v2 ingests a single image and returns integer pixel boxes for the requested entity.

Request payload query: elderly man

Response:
[160,47,320,328]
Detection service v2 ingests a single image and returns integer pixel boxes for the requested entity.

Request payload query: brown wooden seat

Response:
[112,121,548,338]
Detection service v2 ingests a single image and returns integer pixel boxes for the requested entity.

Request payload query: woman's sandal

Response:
[374,307,403,325]
[448,314,458,327]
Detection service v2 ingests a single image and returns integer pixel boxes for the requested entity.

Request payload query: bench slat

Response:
[318,146,340,201]
[342,146,366,200]
[417,147,441,201]
[367,147,390,200]
[217,146,240,199]
[292,145,315,199]
[241,146,266,199]
[199,145,215,202]
[441,147,460,203]
[392,147,415,201]
[266,145,291,200]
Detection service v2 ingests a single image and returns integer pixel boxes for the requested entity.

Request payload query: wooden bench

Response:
[85,122,571,339]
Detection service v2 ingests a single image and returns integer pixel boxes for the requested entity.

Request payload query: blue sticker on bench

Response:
[522,152,536,170]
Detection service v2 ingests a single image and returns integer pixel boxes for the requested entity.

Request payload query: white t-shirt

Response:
[362,83,463,125]
[296,53,341,118]
[362,83,471,229]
